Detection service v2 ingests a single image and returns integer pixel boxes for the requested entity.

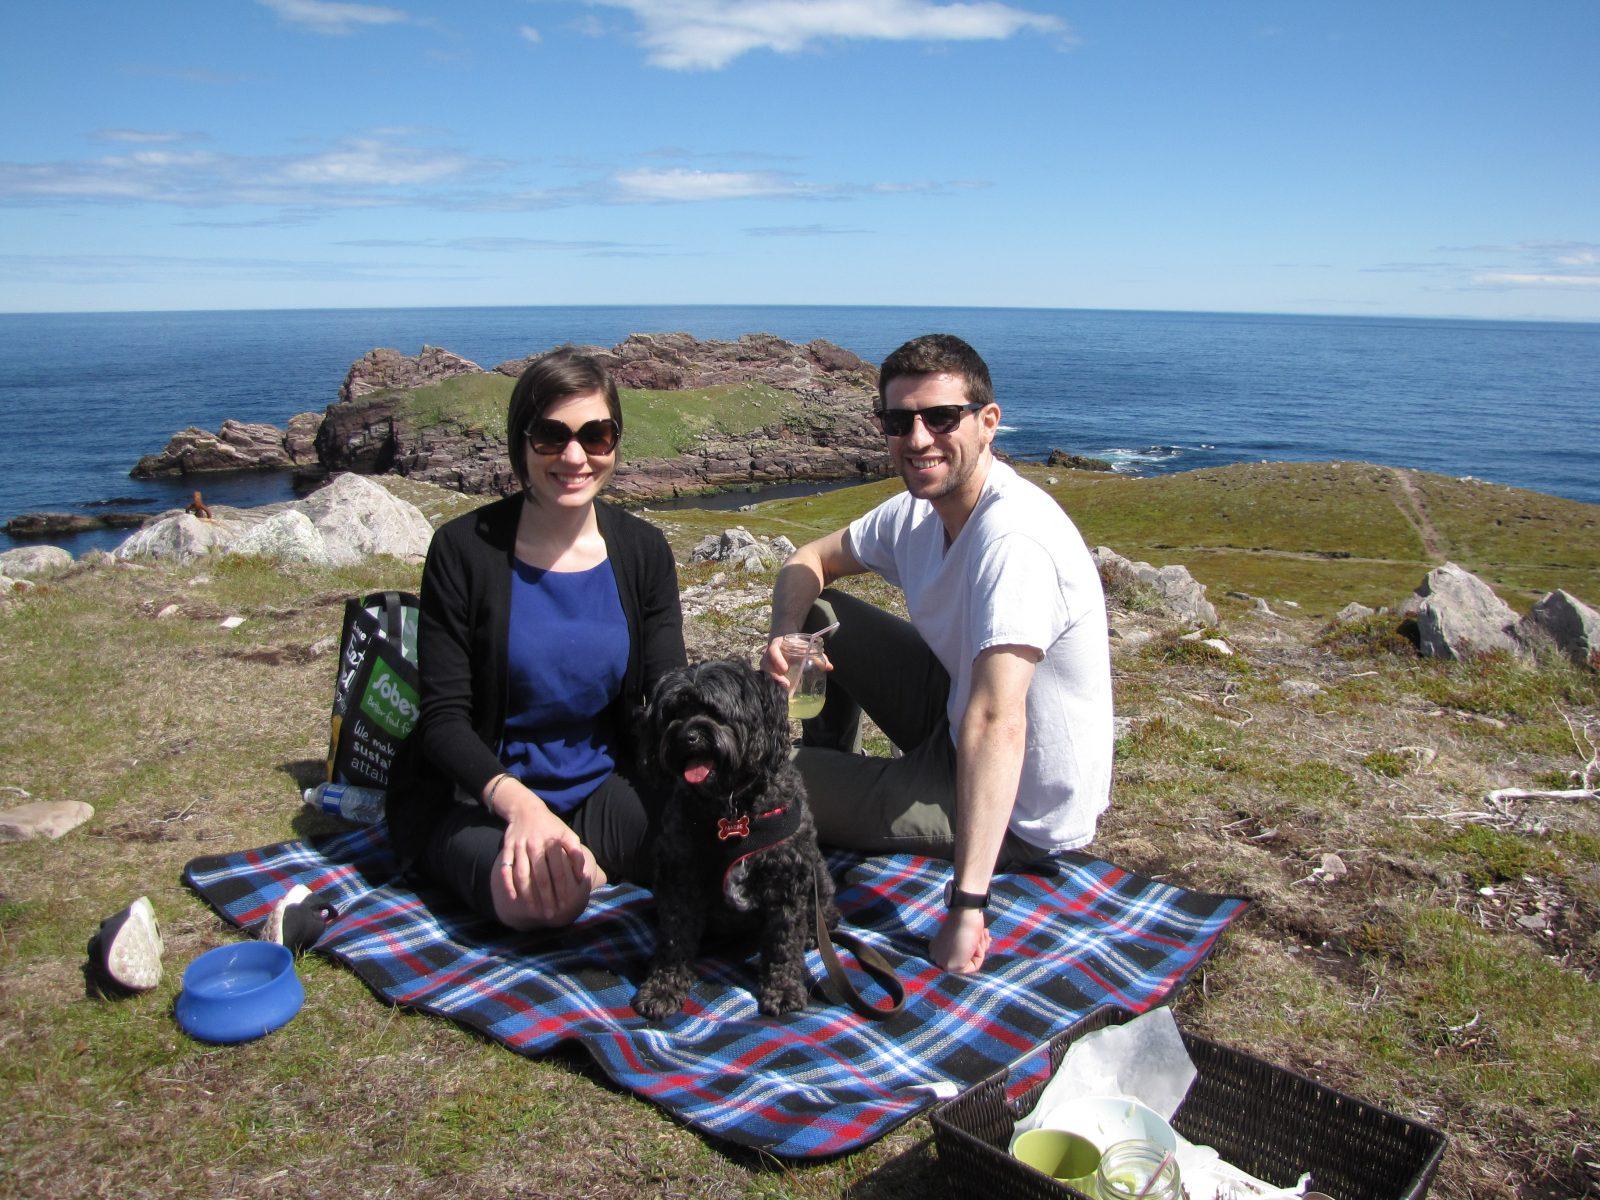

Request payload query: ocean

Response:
[2,305,1596,556]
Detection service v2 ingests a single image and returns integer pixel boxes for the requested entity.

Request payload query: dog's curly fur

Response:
[633,661,838,1019]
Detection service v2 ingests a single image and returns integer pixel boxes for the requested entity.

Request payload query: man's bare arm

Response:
[930,644,1040,973]
[761,529,865,684]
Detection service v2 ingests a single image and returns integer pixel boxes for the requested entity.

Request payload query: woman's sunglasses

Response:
[524,417,620,456]
[870,401,986,438]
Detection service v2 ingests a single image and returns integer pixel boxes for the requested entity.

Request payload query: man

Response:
[762,334,1112,975]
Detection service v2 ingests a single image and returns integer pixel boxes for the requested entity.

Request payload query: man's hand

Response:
[760,635,833,690]
[765,528,863,688]
[930,907,991,974]
[760,635,797,689]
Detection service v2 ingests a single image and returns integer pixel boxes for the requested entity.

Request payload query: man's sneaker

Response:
[262,884,337,954]
[87,896,164,995]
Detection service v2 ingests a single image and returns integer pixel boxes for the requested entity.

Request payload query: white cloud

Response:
[746,223,869,237]
[0,139,978,214]
[274,139,478,186]
[519,24,542,43]
[1472,272,1600,289]
[613,167,802,200]
[0,137,491,208]
[1388,243,1600,292]
[584,0,1067,70]
[256,0,413,35]
[92,129,197,145]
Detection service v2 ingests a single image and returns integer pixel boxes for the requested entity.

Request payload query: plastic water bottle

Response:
[303,782,385,825]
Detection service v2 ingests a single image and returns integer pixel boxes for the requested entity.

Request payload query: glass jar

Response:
[780,633,827,720]
[1095,1139,1182,1200]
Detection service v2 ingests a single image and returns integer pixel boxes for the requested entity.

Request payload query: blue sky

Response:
[2,1,1596,318]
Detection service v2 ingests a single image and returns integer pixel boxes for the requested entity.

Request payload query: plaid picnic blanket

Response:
[184,825,1246,1159]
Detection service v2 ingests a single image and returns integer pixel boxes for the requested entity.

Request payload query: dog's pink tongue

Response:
[682,761,713,785]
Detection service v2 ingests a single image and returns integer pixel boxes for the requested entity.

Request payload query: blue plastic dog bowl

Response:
[174,942,304,1044]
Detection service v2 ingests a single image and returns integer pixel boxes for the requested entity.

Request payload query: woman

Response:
[386,348,685,930]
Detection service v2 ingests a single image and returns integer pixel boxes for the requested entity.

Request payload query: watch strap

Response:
[943,881,991,910]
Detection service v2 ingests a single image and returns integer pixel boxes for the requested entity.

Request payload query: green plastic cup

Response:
[1011,1128,1102,1192]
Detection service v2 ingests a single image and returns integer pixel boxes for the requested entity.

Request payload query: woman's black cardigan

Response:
[385,493,686,875]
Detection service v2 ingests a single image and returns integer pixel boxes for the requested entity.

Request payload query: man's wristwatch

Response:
[943,881,991,911]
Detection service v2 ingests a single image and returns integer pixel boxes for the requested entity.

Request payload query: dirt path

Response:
[1389,467,1445,561]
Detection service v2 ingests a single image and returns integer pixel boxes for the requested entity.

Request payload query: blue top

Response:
[499,556,628,813]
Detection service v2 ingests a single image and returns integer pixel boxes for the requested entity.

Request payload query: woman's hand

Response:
[487,776,607,927]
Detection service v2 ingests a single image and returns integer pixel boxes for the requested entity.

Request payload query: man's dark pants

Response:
[794,588,1049,870]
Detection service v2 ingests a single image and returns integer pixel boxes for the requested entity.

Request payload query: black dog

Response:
[633,661,838,1019]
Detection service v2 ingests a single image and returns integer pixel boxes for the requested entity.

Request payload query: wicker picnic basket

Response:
[930,1006,1447,1200]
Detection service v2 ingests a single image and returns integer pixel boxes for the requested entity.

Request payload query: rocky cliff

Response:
[134,334,892,502]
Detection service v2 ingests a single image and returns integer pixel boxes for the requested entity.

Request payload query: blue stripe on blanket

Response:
[184,826,1246,1158]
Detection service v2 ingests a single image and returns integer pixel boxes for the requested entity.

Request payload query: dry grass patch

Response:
[4,462,1599,1199]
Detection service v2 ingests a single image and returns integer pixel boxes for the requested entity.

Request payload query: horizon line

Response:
[2,301,1597,327]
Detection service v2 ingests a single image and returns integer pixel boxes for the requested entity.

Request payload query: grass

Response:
[390,374,803,464]
[618,382,800,460]
[2,466,1599,1198]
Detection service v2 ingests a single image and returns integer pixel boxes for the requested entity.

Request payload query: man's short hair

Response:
[877,333,994,410]
[505,346,622,490]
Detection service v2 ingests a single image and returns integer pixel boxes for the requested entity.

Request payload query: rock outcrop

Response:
[340,345,483,402]
[114,472,431,566]
[131,416,321,478]
[688,528,798,573]
[5,511,154,538]
[316,333,889,501]
[1045,449,1115,472]
[132,334,888,501]
[1400,562,1521,660]
[1092,546,1218,627]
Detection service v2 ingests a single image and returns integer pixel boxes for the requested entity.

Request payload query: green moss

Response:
[394,372,515,434]
[1438,825,1562,887]
[619,381,798,460]
[1316,614,1418,660]
[1362,749,1412,777]
[1414,654,1600,725]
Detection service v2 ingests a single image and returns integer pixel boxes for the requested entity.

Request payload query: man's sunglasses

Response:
[524,417,620,456]
[871,401,987,438]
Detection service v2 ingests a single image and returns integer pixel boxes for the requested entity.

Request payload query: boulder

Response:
[1091,546,1217,627]
[131,419,296,477]
[231,509,333,565]
[298,473,433,565]
[1399,562,1520,660]
[0,545,73,579]
[115,512,241,563]
[1336,601,1376,624]
[0,800,94,842]
[1518,589,1600,670]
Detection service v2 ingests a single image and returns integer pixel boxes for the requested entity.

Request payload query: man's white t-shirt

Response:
[846,459,1113,851]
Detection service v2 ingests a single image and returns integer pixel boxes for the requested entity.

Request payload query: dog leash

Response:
[811,870,905,1021]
